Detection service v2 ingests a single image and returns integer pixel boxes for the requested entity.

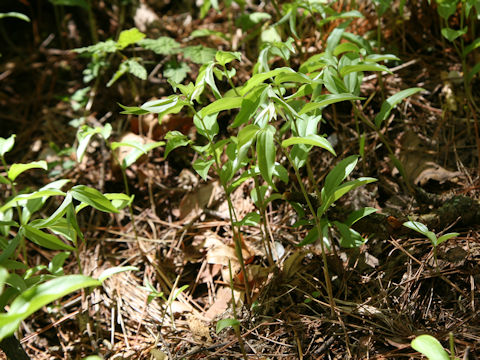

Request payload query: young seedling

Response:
[402,220,459,269]
[411,334,458,360]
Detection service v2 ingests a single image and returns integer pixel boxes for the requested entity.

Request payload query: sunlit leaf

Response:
[374,87,424,128]
[216,318,240,333]
[411,335,450,360]
[70,185,119,213]
[117,28,146,49]
[8,161,47,181]
[281,134,336,155]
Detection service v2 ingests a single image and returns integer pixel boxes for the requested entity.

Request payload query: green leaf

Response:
[411,335,450,360]
[194,113,219,140]
[239,67,295,96]
[215,50,241,66]
[138,37,181,55]
[0,275,101,341]
[216,318,240,333]
[344,207,378,227]
[107,61,129,87]
[257,126,276,187]
[365,54,400,62]
[374,87,424,128]
[182,45,217,64]
[467,62,480,84]
[125,58,147,80]
[141,96,187,114]
[403,221,430,236]
[0,134,15,156]
[441,27,468,42]
[22,225,75,251]
[164,131,192,158]
[111,141,164,169]
[0,189,66,213]
[233,124,260,173]
[463,38,480,57]
[117,28,146,49]
[97,266,138,282]
[436,0,459,20]
[322,154,358,201]
[70,185,119,213]
[104,193,133,210]
[48,0,87,9]
[193,158,215,180]
[331,177,377,204]
[74,40,118,54]
[335,221,366,248]
[339,63,391,77]
[281,134,336,156]
[333,42,360,56]
[436,232,459,246]
[0,12,30,22]
[8,161,47,181]
[232,84,269,128]
[233,212,261,227]
[28,193,72,229]
[163,60,191,83]
[198,97,243,118]
[299,94,363,115]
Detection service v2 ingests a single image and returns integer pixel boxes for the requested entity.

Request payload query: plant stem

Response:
[228,261,248,360]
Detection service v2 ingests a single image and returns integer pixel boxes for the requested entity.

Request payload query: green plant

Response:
[403,220,459,269]
[0,134,136,358]
[75,122,164,239]
[411,334,459,360]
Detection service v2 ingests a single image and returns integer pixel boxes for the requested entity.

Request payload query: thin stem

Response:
[228,261,248,360]
[223,64,240,97]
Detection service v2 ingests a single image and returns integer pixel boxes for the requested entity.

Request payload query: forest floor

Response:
[0,1,479,359]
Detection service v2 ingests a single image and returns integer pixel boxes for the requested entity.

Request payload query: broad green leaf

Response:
[322,67,348,94]
[232,84,269,128]
[164,131,192,158]
[333,42,360,56]
[216,318,240,333]
[339,63,391,77]
[0,12,30,21]
[8,161,47,181]
[74,40,117,54]
[331,177,377,204]
[436,232,459,246]
[97,266,138,282]
[436,0,459,20]
[48,252,70,275]
[281,134,336,156]
[117,28,146,49]
[374,87,424,128]
[441,27,468,42]
[344,207,378,227]
[0,275,101,341]
[215,50,241,66]
[257,126,276,187]
[70,185,119,213]
[321,155,360,205]
[365,54,400,62]
[411,335,450,360]
[335,221,366,248]
[182,45,217,64]
[118,104,149,115]
[233,212,261,227]
[0,233,21,265]
[299,94,363,115]
[193,158,215,180]
[141,96,186,114]
[125,58,147,80]
[138,37,181,55]
[198,97,243,118]
[274,72,313,85]
[163,60,191,83]
[239,68,295,96]
[204,63,222,99]
[402,221,429,236]
[22,225,75,251]
[104,193,133,210]
[0,135,15,156]
[194,113,219,140]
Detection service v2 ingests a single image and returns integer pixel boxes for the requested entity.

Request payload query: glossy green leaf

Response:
[323,155,358,198]
[232,84,269,128]
[441,27,468,42]
[335,221,366,248]
[70,185,119,213]
[339,63,391,77]
[257,126,276,187]
[233,212,261,227]
[117,28,146,49]
[198,96,243,118]
[0,189,66,213]
[436,0,459,20]
[29,193,72,229]
[0,135,15,156]
[299,94,363,115]
[164,131,192,158]
[374,87,424,128]
[193,158,215,180]
[365,54,400,62]
[216,317,240,333]
[411,335,450,360]
[333,42,360,56]
[118,103,150,115]
[281,134,336,155]
[22,225,75,251]
[239,68,295,96]
[141,96,184,114]
[215,50,241,66]
[463,38,480,57]
[0,12,30,21]
[331,177,377,203]
[8,161,47,181]
[436,232,460,246]
[344,207,378,227]
[0,275,101,341]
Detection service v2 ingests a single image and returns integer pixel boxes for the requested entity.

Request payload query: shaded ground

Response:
[0,0,479,359]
